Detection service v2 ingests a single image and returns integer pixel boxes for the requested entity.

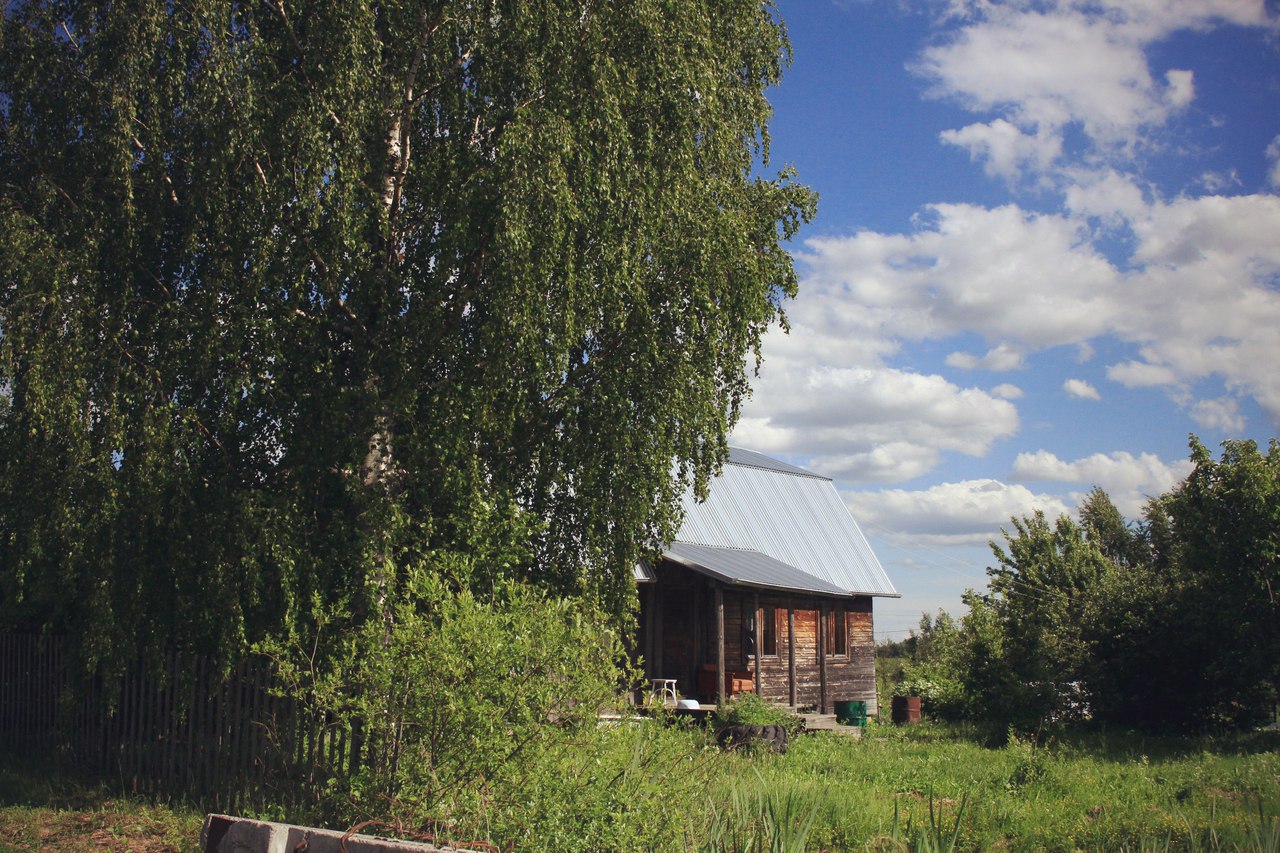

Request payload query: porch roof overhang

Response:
[663,542,851,597]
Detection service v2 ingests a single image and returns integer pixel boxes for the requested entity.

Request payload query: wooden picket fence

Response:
[0,634,354,812]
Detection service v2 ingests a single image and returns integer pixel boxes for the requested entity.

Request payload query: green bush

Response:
[714,693,803,735]
[262,578,632,834]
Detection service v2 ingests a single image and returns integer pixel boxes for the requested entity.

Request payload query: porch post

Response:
[651,585,662,681]
[752,591,762,697]
[818,600,829,714]
[715,585,726,708]
[787,601,796,708]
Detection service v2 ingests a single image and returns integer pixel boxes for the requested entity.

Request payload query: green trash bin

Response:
[834,700,867,726]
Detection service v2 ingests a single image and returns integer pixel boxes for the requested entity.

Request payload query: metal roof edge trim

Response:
[661,550,852,598]
[725,447,830,481]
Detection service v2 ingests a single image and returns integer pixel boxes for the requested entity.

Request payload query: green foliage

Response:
[900,439,1279,733]
[1160,437,1280,726]
[1086,438,1280,730]
[885,790,968,853]
[7,713,1280,851]
[892,612,968,720]
[701,723,1280,852]
[0,0,815,678]
[1001,730,1048,795]
[698,771,819,853]
[714,692,803,734]
[259,578,629,828]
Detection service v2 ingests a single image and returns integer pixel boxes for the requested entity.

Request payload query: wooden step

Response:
[798,712,861,736]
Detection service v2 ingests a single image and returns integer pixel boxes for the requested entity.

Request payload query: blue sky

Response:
[733,0,1280,638]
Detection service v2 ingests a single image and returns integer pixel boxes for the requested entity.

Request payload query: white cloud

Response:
[810,442,941,484]
[1011,448,1193,515]
[844,480,1072,546]
[1163,68,1195,109]
[1063,170,1148,225]
[796,192,1280,425]
[1189,397,1246,432]
[1199,170,1241,193]
[1107,360,1179,387]
[916,1,1266,179]
[940,119,1061,182]
[801,203,1118,348]
[735,361,1020,483]
[1063,378,1100,400]
[1121,194,1280,416]
[946,343,1025,371]
[736,0,1278,519]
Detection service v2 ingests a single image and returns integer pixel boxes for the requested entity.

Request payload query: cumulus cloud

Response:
[915,0,1265,177]
[844,480,1072,546]
[737,0,1277,527]
[1011,449,1193,515]
[735,362,1020,483]
[810,443,941,484]
[1190,397,1246,432]
[1063,170,1148,224]
[1107,360,1180,387]
[1063,378,1101,400]
[946,343,1025,371]
[940,119,1061,182]
[801,204,1117,348]
[794,191,1280,425]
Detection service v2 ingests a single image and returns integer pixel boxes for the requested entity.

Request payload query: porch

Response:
[635,559,876,715]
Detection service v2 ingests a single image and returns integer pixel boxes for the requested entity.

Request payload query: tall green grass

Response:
[699,721,1280,852]
[3,720,1276,851]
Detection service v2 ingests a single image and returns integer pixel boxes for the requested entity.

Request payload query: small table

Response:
[650,678,678,705]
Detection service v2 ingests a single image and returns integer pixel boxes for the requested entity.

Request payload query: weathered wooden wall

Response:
[636,564,879,714]
[740,593,877,714]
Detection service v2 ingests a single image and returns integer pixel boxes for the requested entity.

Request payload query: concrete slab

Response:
[201,814,482,853]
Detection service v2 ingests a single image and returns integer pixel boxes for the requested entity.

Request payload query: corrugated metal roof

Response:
[726,447,827,480]
[633,561,656,583]
[666,542,850,595]
[667,447,899,598]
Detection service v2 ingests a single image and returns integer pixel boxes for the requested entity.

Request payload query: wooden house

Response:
[635,448,898,714]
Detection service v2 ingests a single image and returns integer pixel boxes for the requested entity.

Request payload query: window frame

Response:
[761,606,778,658]
[824,605,847,658]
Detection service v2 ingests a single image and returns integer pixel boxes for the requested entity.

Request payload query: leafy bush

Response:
[261,575,654,843]
[714,693,803,735]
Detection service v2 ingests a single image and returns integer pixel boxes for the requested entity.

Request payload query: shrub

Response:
[714,693,803,735]
[261,575,642,843]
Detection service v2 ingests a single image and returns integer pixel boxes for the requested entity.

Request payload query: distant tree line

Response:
[895,437,1280,732]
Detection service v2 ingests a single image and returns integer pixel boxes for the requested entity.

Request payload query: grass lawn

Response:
[0,721,1276,851]
[0,757,203,852]
[710,720,1280,851]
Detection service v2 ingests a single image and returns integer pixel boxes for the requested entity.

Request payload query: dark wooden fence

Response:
[0,634,353,813]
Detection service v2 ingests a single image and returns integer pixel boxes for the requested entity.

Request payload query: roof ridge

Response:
[725,446,830,480]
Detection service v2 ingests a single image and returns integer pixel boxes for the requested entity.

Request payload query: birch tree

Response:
[0,0,814,673]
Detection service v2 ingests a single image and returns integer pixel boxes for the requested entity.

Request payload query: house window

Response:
[824,606,847,657]
[762,607,777,657]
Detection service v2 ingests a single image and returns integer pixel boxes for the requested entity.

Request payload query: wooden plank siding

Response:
[637,561,879,714]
